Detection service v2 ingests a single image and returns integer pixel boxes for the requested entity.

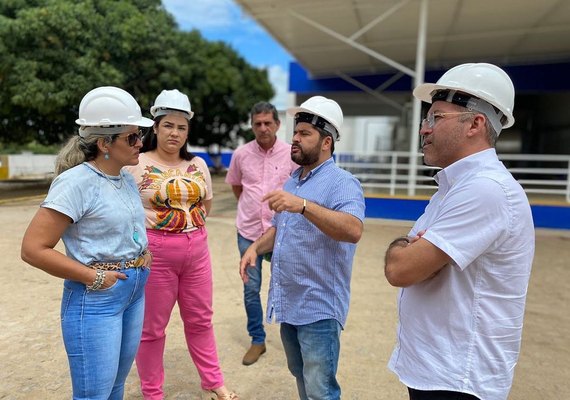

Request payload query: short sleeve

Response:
[41,168,97,223]
[422,177,510,269]
[225,146,243,186]
[191,156,214,200]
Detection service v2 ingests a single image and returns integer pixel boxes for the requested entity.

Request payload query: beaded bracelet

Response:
[86,269,106,291]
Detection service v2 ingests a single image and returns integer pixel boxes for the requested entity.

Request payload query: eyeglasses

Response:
[122,130,144,146]
[421,112,475,129]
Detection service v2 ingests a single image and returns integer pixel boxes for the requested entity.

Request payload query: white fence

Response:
[3,152,570,203]
[336,151,570,203]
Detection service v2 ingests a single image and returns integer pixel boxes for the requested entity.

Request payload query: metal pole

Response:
[408,0,428,196]
[289,9,416,78]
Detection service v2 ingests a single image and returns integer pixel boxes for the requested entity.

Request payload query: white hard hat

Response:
[287,96,343,141]
[413,63,515,134]
[150,89,194,120]
[75,86,154,138]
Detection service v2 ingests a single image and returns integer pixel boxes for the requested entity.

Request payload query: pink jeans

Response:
[135,228,225,399]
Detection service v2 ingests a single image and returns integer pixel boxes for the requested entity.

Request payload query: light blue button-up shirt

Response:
[266,157,365,327]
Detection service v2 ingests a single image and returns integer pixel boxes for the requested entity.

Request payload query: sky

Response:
[161,0,294,109]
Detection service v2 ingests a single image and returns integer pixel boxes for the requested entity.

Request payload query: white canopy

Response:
[235,0,570,79]
[235,0,570,195]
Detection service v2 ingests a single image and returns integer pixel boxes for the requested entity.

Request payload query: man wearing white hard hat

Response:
[384,63,535,400]
[239,96,366,399]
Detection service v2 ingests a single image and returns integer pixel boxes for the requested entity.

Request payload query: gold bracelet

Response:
[301,198,307,215]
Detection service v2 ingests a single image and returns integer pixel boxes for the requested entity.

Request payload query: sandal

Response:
[203,389,239,400]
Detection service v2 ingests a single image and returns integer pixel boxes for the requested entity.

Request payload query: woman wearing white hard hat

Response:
[21,86,155,399]
[125,89,238,400]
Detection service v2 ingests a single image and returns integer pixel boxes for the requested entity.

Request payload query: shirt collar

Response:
[255,139,277,154]
[294,157,335,182]
[435,148,496,188]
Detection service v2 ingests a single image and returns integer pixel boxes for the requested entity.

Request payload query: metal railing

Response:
[336,151,570,203]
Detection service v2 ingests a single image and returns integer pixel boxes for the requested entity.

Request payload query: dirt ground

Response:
[0,177,569,399]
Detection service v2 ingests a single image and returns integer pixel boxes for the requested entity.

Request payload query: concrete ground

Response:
[0,175,568,399]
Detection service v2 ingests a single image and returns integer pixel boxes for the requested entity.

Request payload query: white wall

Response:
[5,154,56,179]
[282,114,399,154]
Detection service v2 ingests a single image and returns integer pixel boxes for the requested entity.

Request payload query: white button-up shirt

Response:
[389,149,535,400]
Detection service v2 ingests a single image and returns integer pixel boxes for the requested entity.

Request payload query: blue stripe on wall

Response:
[364,197,570,230]
[193,151,232,168]
[289,60,570,93]
[530,204,570,230]
[364,197,429,221]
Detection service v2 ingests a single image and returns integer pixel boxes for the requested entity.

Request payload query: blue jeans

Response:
[280,319,342,400]
[237,232,266,344]
[61,267,149,399]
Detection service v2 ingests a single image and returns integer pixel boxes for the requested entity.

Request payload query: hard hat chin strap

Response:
[431,90,504,135]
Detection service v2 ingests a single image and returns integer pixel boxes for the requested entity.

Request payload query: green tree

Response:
[0,0,274,148]
[185,38,275,147]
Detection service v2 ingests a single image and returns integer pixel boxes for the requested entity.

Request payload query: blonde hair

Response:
[54,134,111,176]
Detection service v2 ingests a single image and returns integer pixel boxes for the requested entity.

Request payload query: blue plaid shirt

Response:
[266,157,365,327]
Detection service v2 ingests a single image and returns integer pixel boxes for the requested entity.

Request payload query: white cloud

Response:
[162,0,239,31]
[161,0,292,110]
[268,64,291,110]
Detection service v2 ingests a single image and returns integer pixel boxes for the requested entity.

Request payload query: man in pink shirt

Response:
[225,102,298,366]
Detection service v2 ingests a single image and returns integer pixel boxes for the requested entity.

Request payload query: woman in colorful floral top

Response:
[126,89,238,400]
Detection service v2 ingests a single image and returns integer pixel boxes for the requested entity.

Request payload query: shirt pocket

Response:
[268,162,293,186]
